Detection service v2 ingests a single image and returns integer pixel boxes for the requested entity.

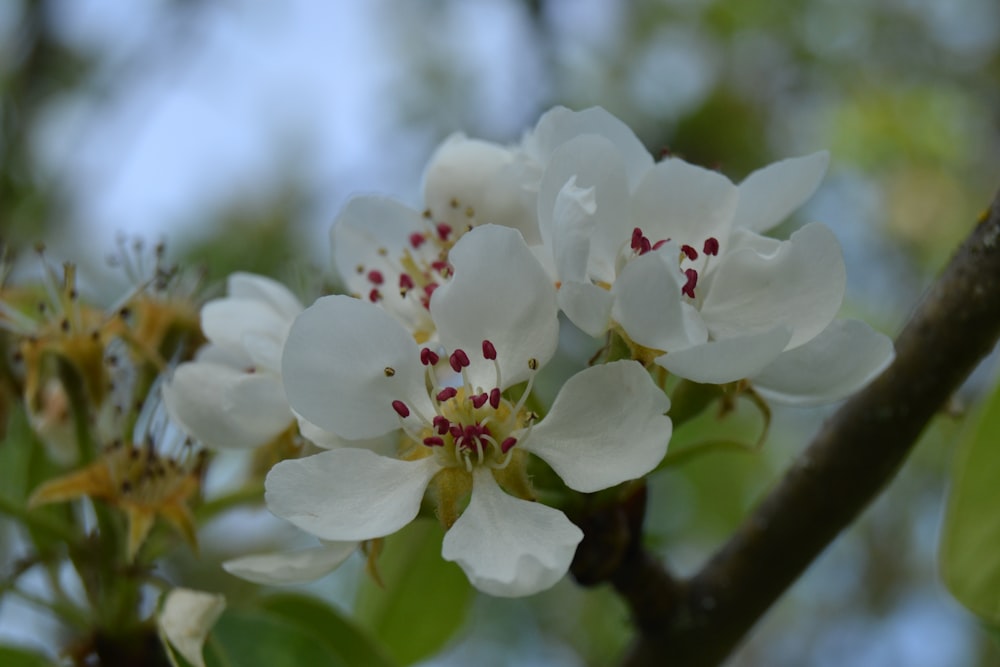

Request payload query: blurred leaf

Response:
[258,593,397,667]
[205,608,350,667]
[354,520,472,665]
[0,646,57,667]
[941,380,1000,622]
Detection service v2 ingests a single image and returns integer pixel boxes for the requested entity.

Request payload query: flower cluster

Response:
[161,105,893,597]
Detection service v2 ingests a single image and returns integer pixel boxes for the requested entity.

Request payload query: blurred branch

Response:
[590,187,1000,666]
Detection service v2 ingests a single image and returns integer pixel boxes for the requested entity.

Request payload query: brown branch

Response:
[613,189,1000,666]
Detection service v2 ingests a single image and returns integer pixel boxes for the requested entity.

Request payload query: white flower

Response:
[269,225,671,596]
[538,126,893,404]
[163,272,302,449]
[221,539,358,585]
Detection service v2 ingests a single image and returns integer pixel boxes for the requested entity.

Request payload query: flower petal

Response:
[163,362,292,449]
[654,326,793,384]
[441,468,583,597]
[550,176,597,284]
[539,135,631,284]
[557,281,614,339]
[733,151,829,233]
[265,449,439,541]
[158,588,225,667]
[524,361,671,492]
[752,319,895,405]
[222,541,358,585]
[700,223,846,349]
[281,295,431,439]
[629,159,738,247]
[201,298,290,356]
[530,106,653,187]
[431,225,559,390]
[226,272,304,322]
[612,249,708,352]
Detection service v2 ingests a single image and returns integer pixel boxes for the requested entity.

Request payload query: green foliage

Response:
[0,646,58,667]
[354,519,473,665]
[941,380,1000,622]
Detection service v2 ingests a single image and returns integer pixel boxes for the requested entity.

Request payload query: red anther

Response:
[640,237,652,255]
[631,228,644,252]
[409,232,427,249]
[682,268,699,299]
[450,424,463,439]
[489,387,501,409]
[433,415,451,434]
[424,283,438,298]
[482,340,497,360]
[500,437,518,453]
[703,237,720,256]
[681,244,698,261]
[471,393,489,409]
[436,387,458,402]
[449,349,471,372]
[652,239,669,251]
[400,273,415,290]
[420,347,440,366]
[436,223,452,240]
[431,260,450,274]
[391,400,410,418]
[423,436,445,447]
[369,288,382,303]
[367,269,384,285]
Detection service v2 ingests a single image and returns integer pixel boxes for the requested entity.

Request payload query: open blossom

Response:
[538,124,893,404]
[163,272,303,449]
[269,225,671,596]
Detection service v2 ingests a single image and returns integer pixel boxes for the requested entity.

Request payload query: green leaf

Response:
[941,380,1000,622]
[205,608,351,667]
[354,519,472,665]
[0,645,58,667]
[258,593,397,667]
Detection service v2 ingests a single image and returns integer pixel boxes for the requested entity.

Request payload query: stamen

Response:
[681,245,698,261]
[420,348,439,366]
[500,437,517,453]
[631,228,644,253]
[369,288,382,303]
[489,388,501,409]
[423,436,444,447]
[449,349,471,372]
[433,415,451,434]
[703,237,720,256]
[384,367,395,377]
[652,239,669,251]
[482,340,497,360]
[391,400,410,418]
[682,268,699,299]
[367,270,384,285]
[399,273,415,290]
[471,393,489,409]
[436,223,452,241]
[436,387,458,401]
[409,232,426,249]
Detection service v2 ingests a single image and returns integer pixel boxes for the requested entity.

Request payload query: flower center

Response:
[629,227,720,300]
[389,339,537,472]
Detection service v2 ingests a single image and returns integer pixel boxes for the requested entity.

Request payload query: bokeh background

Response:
[2,0,1000,665]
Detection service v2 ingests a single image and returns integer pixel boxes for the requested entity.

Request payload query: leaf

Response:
[354,519,472,665]
[205,609,351,667]
[0,645,58,667]
[941,380,1000,622]
[258,593,397,667]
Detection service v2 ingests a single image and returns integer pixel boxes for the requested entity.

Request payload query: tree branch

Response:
[617,189,1000,666]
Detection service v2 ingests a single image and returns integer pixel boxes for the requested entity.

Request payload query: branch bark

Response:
[613,189,1000,666]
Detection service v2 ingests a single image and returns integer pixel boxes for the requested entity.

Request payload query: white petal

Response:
[158,588,225,667]
[530,106,653,187]
[265,449,439,541]
[524,361,671,492]
[733,151,829,233]
[201,298,290,355]
[550,177,597,284]
[281,295,432,439]
[700,223,846,349]
[330,196,426,293]
[538,135,631,283]
[441,469,583,597]
[226,272,304,322]
[296,415,403,456]
[752,319,895,405]
[222,541,357,585]
[557,281,614,339]
[654,326,793,384]
[163,362,292,449]
[612,250,708,351]
[431,225,559,390]
[629,159,738,247]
